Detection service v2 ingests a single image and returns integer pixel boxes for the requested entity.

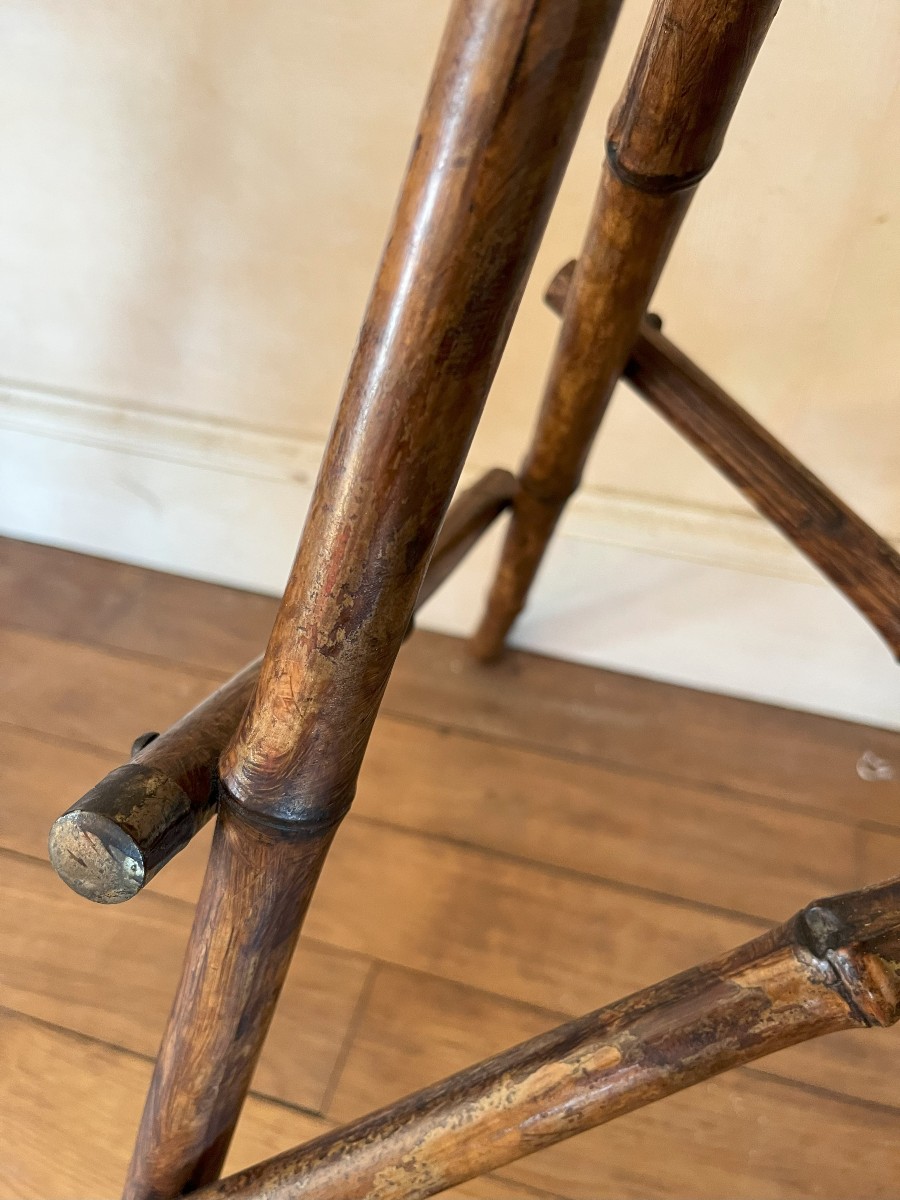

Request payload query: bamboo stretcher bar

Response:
[122,3,625,1195]
[192,877,900,1200]
[545,260,900,657]
[48,468,516,904]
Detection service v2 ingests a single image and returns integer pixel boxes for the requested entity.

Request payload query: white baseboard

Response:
[1,378,897,729]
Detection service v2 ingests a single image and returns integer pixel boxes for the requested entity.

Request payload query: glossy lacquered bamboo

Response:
[191,877,900,1200]
[219,0,621,819]
[471,0,782,662]
[47,469,515,905]
[124,3,624,1196]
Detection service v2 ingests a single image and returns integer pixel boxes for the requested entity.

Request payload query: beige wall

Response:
[1,1,898,724]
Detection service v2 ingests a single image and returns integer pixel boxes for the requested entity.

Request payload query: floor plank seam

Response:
[0,1005,330,1124]
[319,959,382,1117]
[377,707,893,828]
[348,812,774,929]
[742,1064,900,1118]
[0,618,232,681]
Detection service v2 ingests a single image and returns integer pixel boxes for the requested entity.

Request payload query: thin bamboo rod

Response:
[471,0,782,662]
[123,5,624,1196]
[48,469,515,905]
[544,260,900,656]
[192,877,900,1200]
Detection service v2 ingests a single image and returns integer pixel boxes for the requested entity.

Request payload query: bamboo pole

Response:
[471,0,782,662]
[123,5,624,1196]
[543,260,900,657]
[192,877,900,1200]
[48,469,515,905]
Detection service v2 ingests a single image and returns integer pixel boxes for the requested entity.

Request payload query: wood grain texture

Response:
[386,633,900,825]
[45,470,516,904]
[7,661,898,924]
[356,719,860,921]
[5,724,897,1119]
[326,961,900,1125]
[0,852,370,1114]
[3,540,900,1197]
[4,536,896,826]
[472,0,782,661]
[0,537,275,669]
[328,965,900,1197]
[0,1011,324,1200]
[0,625,221,753]
[127,2,626,1193]
[0,1010,561,1200]
[498,1067,900,1200]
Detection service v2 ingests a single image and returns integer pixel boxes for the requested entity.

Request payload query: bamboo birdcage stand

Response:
[47,2,900,1198]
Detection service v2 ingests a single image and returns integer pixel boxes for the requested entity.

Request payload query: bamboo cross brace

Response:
[191,877,900,1200]
[48,468,516,904]
[544,259,900,657]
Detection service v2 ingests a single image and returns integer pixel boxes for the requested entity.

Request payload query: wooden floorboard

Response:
[0,1010,324,1200]
[2,535,899,1198]
[4,536,898,821]
[0,852,371,1115]
[327,965,900,1199]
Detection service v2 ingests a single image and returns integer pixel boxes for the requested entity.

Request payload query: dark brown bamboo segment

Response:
[628,327,900,656]
[47,469,515,904]
[545,261,900,656]
[124,4,623,1196]
[416,469,516,608]
[471,0,782,662]
[192,877,900,1200]
[48,663,257,904]
[125,795,339,1200]
[220,0,622,819]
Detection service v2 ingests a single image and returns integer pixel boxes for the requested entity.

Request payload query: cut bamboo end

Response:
[48,764,197,903]
[48,469,518,905]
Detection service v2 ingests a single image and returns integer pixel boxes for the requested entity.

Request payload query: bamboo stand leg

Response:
[471,0,782,662]
[123,3,623,1196]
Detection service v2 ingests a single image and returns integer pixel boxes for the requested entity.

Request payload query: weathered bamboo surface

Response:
[124,3,624,1195]
[191,878,900,1200]
[218,0,621,818]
